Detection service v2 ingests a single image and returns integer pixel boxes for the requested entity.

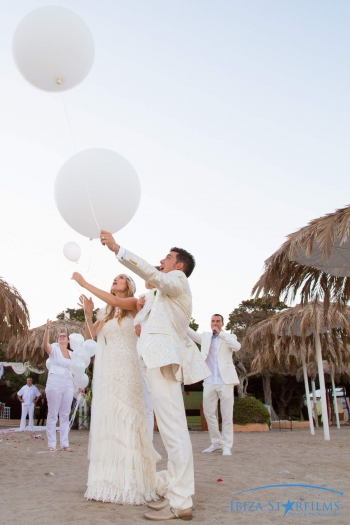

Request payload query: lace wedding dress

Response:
[85,310,160,504]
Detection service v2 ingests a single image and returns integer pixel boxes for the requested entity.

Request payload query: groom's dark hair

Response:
[171,247,196,277]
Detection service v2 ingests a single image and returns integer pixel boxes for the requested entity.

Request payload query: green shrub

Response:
[233,397,270,426]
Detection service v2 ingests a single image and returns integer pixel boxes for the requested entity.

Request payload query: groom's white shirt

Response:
[133,290,156,328]
[117,248,210,383]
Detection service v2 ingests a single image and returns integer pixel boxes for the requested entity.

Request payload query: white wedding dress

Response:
[85,310,161,504]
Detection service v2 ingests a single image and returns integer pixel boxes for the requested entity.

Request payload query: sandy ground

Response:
[0,426,349,525]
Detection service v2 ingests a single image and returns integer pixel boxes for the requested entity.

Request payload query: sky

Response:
[1,1,350,333]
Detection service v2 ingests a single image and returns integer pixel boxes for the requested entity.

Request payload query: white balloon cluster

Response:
[45,335,95,390]
[68,334,96,390]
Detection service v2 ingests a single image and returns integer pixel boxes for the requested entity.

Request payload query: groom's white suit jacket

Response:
[187,328,241,386]
[118,249,211,384]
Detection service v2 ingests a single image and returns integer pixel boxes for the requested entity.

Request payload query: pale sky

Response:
[1,1,350,332]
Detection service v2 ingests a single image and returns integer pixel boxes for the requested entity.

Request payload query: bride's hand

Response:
[78,294,94,317]
[72,272,87,287]
[136,295,146,312]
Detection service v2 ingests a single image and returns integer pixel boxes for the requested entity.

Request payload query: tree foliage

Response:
[189,318,199,332]
[56,308,98,324]
[226,296,289,342]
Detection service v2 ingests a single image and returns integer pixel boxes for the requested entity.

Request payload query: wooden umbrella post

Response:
[330,372,340,429]
[302,355,315,435]
[315,332,330,440]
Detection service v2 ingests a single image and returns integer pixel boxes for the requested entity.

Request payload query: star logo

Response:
[282,499,294,515]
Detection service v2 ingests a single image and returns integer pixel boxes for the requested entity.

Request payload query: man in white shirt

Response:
[188,314,241,456]
[17,378,41,431]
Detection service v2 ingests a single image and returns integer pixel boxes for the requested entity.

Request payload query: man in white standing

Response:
[100,230,200,521]
[17,377,41,431]
[188,314,241,456]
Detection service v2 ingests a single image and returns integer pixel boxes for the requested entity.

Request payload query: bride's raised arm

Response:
[72,273,138,313]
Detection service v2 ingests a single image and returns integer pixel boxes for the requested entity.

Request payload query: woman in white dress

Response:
[71,272,160,505]
[43,321,74,452]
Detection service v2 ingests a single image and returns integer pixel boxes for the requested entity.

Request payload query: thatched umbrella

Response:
[253,205,350,309]
[244,302,350,440]
[0,277,30,340]
[289,205,350,277]
[296,359,350,429]
[5,319,85,368]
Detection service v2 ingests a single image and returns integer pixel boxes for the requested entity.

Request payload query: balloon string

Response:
[85,238,93,274]
[60,92,100,235]
[69,393,81,430]
[85,184,101,232]
[61,93,78,154]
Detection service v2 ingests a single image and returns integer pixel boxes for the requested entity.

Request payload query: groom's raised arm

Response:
[99,230,187,297]
[118,249,186,297]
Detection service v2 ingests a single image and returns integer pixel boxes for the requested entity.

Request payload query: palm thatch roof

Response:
[295,360,350,383]
[5,319,85,367]
[243,302,350,376]
[253,205,350,309]
[0,277,30,341]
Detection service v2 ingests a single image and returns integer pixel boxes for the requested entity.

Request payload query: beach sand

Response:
[1,426,349,525]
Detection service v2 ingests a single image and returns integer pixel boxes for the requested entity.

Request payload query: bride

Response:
[72,272,161,505]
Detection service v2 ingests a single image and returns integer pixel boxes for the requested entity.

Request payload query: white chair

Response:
[0,403,10,419]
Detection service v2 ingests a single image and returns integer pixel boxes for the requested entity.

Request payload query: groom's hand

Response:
[100,230,120,254]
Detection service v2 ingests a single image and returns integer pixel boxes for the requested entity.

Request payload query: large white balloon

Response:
[69,333,84,351]
[63,242,81,262]
[74,373,89,389]
[70,358,85,378]
[54,149,141,238]
[82,339,97,358]
[12,6,94,92]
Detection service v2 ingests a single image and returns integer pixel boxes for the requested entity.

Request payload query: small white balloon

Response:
[74,373,89,389]
[54,149,141,238]
[82,339,96,358]
[73,349,90,368]
[69,333,84,351]
[70,358,85,378]
[12,6,94,92]
[46,358,50,371]
[63,242,81,262]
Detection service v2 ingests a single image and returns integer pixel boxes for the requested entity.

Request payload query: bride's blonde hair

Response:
[103,275,134,325]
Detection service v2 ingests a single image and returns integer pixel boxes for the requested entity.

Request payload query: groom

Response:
[100,230,196,521]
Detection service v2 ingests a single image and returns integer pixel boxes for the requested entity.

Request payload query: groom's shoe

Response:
[144,504,193,521]
[202,444,222,453]
[222,447,232,456]
[147,498,169,511]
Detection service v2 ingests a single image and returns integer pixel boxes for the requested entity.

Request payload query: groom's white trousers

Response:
[147,365,194,510]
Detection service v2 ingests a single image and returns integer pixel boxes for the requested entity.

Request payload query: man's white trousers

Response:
[20,403,35,430]
[203,383,234,449]
[147,365,194,510]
